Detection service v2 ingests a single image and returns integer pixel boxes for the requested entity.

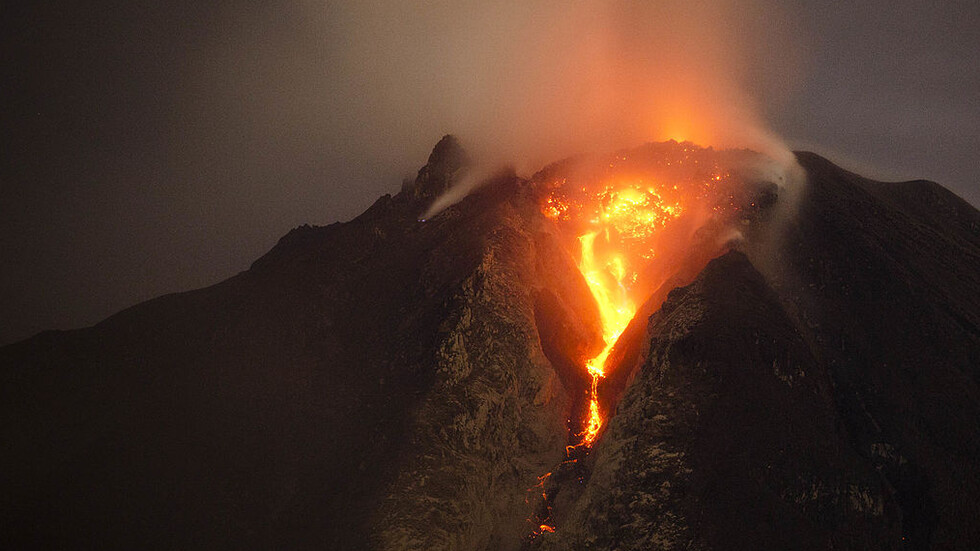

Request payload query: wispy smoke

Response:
[420,164,500,219]
[281,1,807,194]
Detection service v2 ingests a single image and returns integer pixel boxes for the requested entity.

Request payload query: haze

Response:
[2,1,978,345]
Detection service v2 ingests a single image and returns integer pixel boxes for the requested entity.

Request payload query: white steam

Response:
[421,165,500,219]
[292,1,808,209]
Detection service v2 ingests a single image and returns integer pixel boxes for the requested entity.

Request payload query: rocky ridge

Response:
[2,136,979,550]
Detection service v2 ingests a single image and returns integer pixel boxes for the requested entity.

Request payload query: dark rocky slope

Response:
[533,251,902,550]
[743,153,980,548]
[1,137,601,550]
[2,137,978,550]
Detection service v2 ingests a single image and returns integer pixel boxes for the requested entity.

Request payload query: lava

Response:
[545,175,685,446]
[576,230,632,446]
[525,472,554,539]
[527,142,746,540]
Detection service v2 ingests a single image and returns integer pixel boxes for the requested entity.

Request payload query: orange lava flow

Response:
[526,143,745,540]
[526,472,554,538]
[545,176,685,447]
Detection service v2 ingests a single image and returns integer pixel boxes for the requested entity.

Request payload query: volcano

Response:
[2,136,978,550]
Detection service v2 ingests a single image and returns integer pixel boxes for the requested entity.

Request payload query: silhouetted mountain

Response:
[2,137,978,550]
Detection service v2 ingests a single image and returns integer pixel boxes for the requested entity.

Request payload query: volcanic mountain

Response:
[2,136,978,550]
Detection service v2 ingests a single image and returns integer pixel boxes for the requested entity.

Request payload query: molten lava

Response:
[525,472,555,539]
[545,177,685,446]
[526,142,752,540]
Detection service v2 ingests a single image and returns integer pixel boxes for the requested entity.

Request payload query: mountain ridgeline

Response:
[2,136,978,550]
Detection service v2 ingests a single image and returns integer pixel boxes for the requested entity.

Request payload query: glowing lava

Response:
[546,179,684,446]
[527,142,743,540]
[576,231,633,446]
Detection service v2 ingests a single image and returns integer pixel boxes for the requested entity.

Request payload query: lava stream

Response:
[528,144,726,539]
[575,230,636,446]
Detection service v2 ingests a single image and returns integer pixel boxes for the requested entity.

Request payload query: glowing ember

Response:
[526,142,747,538]
[526,472,554,539]
[546,178,684,446]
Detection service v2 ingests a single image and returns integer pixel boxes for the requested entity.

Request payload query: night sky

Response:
[2,1,978,346]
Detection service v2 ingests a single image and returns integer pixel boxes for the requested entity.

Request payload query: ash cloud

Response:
[4,0,976,347]
[295,0,806,181]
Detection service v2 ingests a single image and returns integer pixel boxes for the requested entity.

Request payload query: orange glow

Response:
[528,141,751,539]
[546,175,685,447]
[526,472,555,539]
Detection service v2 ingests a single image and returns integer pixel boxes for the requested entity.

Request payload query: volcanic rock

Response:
[0,138,597,550]
[2,137,978,550]
[532,250,901,550]
[410,134,469,200]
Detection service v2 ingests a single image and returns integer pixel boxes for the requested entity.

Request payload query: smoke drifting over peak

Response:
[312,0,804,175]
[6,0,973,346]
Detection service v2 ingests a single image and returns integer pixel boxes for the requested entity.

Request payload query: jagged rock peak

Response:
[428,134,465,166]
[409,134,469,200]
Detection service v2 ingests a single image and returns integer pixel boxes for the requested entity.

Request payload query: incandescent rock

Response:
[2,138,979,551]
[533,251,901,550]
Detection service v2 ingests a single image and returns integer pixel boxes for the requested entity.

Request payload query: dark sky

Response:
[2,1,978,346]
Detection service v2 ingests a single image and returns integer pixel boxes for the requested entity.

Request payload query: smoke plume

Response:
[297,1,805,180]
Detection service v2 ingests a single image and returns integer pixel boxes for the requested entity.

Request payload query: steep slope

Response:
[0,137,600,550]
[743,153,980,549]
[530,151,980,551]
[533,250,902,550]
[2,138,978,551]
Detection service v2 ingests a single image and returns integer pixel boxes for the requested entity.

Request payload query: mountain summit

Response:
[2,137,978,550]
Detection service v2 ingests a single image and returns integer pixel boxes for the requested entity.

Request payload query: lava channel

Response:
[527,143,741,539]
